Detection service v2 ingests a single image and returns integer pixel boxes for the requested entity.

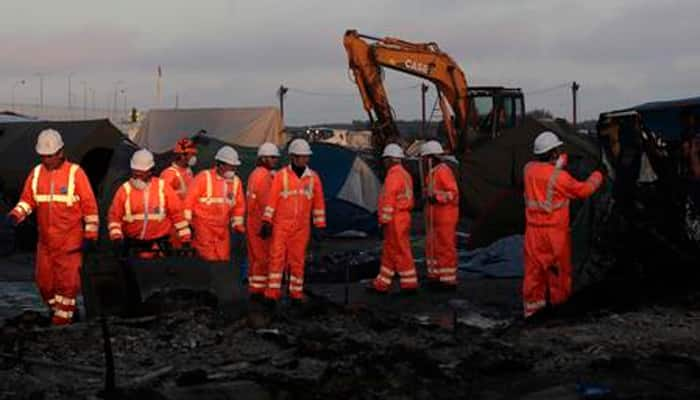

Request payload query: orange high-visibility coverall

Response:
[262,166,326,300]
[374,163,417,291]
[184,169,245,262]
[10,161,99,325]
[246,166,274,294]
[522,161,603,317]
[108,177,191,246]
[161,164,194,248]
[425,162,460,285]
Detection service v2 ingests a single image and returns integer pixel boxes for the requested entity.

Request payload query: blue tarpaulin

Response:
[458,235,524,278]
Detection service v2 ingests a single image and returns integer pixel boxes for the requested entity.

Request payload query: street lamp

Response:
[80,81,87,119]
[11,80,26,111]
[112,80,124,119]
[67,73,75,112]
[33,73,45,110]
[120,88,127,121]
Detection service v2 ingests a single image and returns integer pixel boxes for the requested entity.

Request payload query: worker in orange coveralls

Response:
[260,139,325,303]
[246,142,280,296]
[184,146,246,262]
[161,138,197,248]
[7,129,99,325]
[420,140,460,290]
[108,149,191,258]
[523,131,603,318]
[367,143,418,294]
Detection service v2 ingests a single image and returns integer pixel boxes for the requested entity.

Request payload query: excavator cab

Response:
[469,86,525,139]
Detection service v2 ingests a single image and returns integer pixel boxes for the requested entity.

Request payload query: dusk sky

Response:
[2,0,698,125]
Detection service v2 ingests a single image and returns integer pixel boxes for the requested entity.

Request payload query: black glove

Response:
[5,214,19,227]
[428,195,439,204]
[112,239,125,258]
[81,239,97,253]
[259,222,273,239]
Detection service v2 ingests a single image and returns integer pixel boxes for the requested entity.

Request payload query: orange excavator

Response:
[343,29,525,156]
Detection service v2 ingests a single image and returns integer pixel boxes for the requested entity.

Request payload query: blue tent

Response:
[309,143,380,236]
[605,96,700,141]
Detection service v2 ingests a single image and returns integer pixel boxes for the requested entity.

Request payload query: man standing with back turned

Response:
[522,131,603,318]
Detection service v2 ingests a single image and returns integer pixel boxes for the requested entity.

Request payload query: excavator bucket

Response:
[81,242,245,319]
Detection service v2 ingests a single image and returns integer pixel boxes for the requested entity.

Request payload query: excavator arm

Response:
[343,29,469,153]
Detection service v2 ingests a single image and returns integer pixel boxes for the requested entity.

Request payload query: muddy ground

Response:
[1,266,700,400]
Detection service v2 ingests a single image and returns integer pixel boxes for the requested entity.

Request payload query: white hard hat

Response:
[130,149,155,171]
[215,146,241,166]
[288,139,313,156]
[382,143,405,159]
[257,142,280,157]
[421,140,444,157]
[35,129,64,155]
[533,131,564,155]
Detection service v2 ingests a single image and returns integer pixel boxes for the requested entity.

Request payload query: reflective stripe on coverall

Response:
[522,161,603,317]
[10,162,99,325]
[262,166,326,300]
[107,177,190,247]
[161,164,194,248]
[425,162,459,285]
[374,163,417,291]
[246,167,274,294]
[184,169,245,262]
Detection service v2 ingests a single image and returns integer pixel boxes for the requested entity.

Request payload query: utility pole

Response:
[421,83,429,138]
[277,85,288,123]
[121,89,127,121]
[175,92,179,109]
[571,81,579,129]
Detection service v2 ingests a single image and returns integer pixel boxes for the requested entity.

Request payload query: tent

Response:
[309,143,380,235]
[0,119,124,201]
[600,96,700,142]
[460,117,606,249]
[132,107,285,153]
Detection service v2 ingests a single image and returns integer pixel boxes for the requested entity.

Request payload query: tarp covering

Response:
[309,143,380,235]
[460,117,605,249]
[458,235,524,278]
[132,107,284,153]
[0,119,124,201]
[602,96,700,142]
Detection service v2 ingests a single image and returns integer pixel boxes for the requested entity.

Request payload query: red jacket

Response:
[379,163,414,225]
[523,161,603,227]
[108,177,190,241]
[10,161,99,247]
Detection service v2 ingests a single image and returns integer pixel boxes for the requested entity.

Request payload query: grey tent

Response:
[132,107,285,153]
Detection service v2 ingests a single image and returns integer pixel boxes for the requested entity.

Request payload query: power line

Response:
[286,83,421,98]
[524,82,570,96]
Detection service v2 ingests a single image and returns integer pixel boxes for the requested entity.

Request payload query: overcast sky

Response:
[1,0,698,125]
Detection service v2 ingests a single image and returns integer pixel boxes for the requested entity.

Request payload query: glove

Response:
[181,241,192,250]
[5,213,19,227]
[112,239,125,258]
[81,239,96,253]
[259,222,272,239]
[428,195,439,204]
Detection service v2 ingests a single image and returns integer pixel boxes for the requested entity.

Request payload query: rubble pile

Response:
[1,289,700,399]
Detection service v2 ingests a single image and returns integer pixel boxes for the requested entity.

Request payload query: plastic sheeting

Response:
[458,235,524,278]
[133,107,285,153]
